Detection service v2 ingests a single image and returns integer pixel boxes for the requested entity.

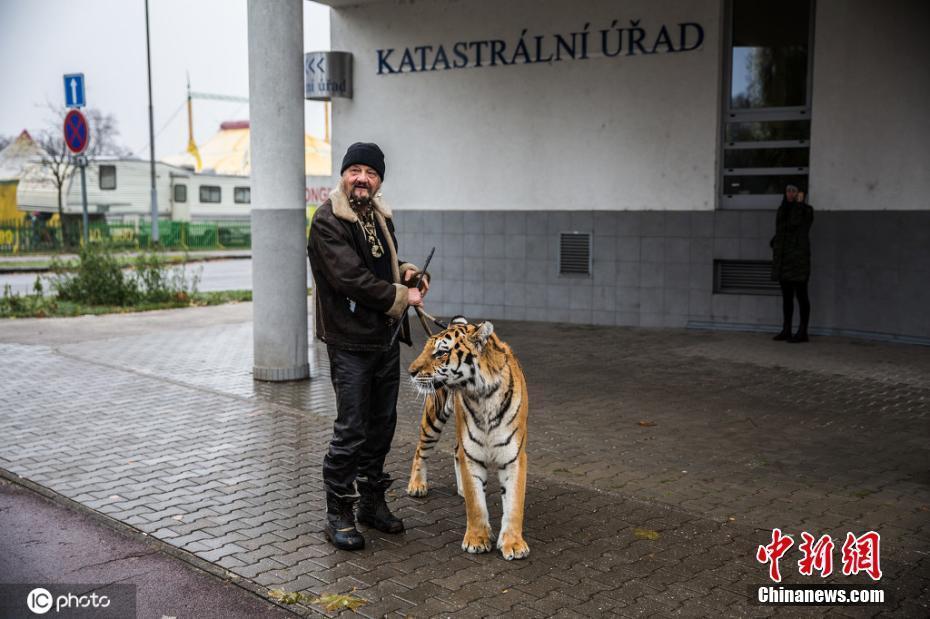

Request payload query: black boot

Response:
[788,327,809,343]
[772,328,790,341]
[357,477,404,534]
[324,494,365,550]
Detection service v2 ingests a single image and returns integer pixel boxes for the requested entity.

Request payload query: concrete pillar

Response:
[247,0,309,381]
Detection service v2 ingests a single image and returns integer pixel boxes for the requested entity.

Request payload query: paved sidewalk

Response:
[0,304,927,617]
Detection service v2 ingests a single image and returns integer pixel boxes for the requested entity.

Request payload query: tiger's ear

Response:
[469,321,494,349]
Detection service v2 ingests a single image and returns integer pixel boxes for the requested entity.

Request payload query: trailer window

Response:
[99,165,116,190]
[199,185,221,203]
[234,187,251,204]
[173,184,187,203]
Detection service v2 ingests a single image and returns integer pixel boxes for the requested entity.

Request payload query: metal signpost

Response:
[63,97,90,245]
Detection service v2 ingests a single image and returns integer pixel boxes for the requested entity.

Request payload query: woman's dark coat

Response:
[771,199,814,282]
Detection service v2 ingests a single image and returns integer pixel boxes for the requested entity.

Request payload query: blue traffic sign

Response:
[64,110,89,154]
[64,73,86,108]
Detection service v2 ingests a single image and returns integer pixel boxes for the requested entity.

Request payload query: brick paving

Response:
[0,306,927,617]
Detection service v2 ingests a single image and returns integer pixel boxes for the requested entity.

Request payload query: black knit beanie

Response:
[340,142,385,180]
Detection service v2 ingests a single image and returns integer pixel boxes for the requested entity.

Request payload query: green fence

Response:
[0,219,254,254]
[0,219,66,253]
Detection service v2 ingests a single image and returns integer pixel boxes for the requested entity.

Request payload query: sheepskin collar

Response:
[329,185,393,223]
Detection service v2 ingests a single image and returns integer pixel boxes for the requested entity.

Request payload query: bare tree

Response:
[31,104,131,236]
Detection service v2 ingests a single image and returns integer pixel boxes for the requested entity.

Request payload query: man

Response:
[307,142,428,550]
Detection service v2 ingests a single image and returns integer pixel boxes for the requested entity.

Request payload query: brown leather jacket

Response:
[307,187,418,351]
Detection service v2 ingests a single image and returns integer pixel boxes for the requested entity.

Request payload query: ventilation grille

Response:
[559,232,592,276]
[714,260,780,295]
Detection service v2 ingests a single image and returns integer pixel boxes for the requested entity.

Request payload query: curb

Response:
[0,467,321,618]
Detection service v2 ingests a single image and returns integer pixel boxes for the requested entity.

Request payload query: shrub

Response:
[133,251,200,303]
[52,244,139,305]
[1,280,59,318]
[50,244,200,306]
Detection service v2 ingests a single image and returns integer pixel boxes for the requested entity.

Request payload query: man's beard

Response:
[347,184,373,210]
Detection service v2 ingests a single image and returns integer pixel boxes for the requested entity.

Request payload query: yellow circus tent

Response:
[162,120,332,177]
[0,130,43,222]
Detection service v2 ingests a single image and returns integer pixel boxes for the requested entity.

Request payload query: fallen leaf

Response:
[633,528,660,541]
[269,589,305,605]
[637,420,657,427]
[312,593,368,612]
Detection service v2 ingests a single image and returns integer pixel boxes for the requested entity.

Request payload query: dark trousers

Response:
[323,344,400,498]
[779,280,811,332]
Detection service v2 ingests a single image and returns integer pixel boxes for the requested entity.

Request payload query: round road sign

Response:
[64,109,89,154]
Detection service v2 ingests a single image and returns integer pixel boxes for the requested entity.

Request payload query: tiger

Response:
[406,317,530,560]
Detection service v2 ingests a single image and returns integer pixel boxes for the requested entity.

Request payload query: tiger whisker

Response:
[409,375,437,399]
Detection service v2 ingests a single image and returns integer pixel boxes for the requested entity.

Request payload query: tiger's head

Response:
[408,318,498,396]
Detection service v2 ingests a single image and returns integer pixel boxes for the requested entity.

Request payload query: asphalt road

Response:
[0,478,297,618]
[0,259,309,296]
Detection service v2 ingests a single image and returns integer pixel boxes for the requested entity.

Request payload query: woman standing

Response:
[771,185,814,343]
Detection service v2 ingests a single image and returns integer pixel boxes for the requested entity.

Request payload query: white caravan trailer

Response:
[16,158,255,223]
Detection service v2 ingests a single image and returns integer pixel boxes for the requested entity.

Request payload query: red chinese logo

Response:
[841,531,882,581]
[798,532,834,577]
[758,529,882,582]
[756,528,794,583]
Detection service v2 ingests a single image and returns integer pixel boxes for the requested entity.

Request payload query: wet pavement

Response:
[0,303,927,617]
[0,478,295,618]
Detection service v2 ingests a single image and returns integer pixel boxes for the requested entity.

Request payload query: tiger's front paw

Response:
[406,476,428,497]
[462,525,493,554]
[497,530,530,560]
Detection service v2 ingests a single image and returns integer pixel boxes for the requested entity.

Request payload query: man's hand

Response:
[403,269,430,296]
[408,287,423,307]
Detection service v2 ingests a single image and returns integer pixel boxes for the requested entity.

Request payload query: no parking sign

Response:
[63,109,89,155]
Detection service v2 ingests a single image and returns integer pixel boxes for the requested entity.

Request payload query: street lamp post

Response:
[144,0,159,244]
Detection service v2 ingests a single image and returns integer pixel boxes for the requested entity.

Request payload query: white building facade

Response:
[321,0,930,342]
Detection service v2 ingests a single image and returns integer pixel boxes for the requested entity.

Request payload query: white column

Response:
[247,0,309,381]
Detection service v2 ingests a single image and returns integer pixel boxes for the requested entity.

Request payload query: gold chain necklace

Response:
[358,208,384,258]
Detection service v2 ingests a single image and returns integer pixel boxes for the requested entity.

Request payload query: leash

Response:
[388,247,435,347]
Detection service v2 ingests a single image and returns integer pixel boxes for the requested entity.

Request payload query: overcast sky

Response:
[0,0,331,158]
